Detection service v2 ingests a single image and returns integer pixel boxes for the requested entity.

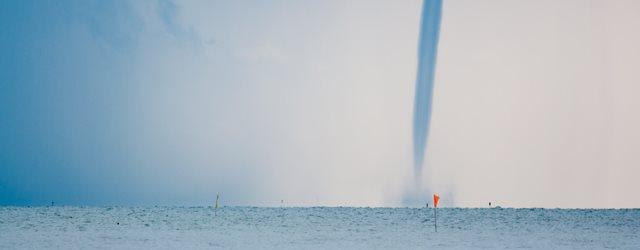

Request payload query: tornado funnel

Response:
[413,0,442,178]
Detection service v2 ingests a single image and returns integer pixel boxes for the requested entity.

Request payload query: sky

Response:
[1,0,639,208]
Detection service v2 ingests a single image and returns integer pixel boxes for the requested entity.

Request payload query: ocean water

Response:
[1,206,638,249]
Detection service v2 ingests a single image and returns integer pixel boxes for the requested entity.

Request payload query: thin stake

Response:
[215,193,219,216]
[434,206,437,232]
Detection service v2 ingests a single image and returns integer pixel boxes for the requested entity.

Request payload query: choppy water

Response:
[1,206,638,249]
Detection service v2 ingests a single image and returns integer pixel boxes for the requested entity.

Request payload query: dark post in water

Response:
[434,205,437,232]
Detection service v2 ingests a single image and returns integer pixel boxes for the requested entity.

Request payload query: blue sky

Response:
[2,0,640,207]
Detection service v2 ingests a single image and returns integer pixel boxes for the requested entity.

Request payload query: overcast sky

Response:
[1,0,638,208]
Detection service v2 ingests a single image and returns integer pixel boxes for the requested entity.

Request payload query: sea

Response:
[1,206,638,249]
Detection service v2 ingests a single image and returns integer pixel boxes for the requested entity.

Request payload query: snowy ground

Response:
[1,206,638,249]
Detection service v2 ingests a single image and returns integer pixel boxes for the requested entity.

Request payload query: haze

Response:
[1,0,639,208]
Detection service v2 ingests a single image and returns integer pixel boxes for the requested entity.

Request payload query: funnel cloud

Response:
[413,0,442,180]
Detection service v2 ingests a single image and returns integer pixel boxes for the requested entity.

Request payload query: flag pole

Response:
[433,194,439,232]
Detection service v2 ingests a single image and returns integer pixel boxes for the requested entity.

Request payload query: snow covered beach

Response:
[1,206,638,249]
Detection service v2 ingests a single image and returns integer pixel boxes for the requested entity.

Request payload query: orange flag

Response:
[433,194,440,207]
